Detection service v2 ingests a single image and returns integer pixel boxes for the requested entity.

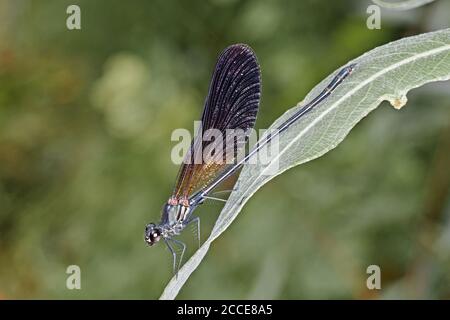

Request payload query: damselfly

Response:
[144,44,356,274]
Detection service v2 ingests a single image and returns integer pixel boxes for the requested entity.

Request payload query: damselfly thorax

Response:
[144,197,197,244]
[144,43,356,276]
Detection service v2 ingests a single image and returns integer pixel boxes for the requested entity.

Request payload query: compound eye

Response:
[150,230,161,242]
[145,223,155,232]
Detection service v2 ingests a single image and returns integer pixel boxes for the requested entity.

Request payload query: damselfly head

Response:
[144,223,161,246]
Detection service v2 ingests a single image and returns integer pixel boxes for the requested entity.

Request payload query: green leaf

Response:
[160,28,450,300]
[371,0,435,11]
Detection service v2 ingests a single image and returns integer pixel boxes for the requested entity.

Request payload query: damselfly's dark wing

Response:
[172,44,261,200]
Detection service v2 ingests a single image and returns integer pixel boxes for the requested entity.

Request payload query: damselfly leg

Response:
[203,195,228,203]
[205,185,240,202]
[164,238,187,277]
[186,216,201,249]
[211,188,238,196]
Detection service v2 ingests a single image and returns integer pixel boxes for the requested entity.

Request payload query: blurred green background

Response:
[0,0,449,299]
